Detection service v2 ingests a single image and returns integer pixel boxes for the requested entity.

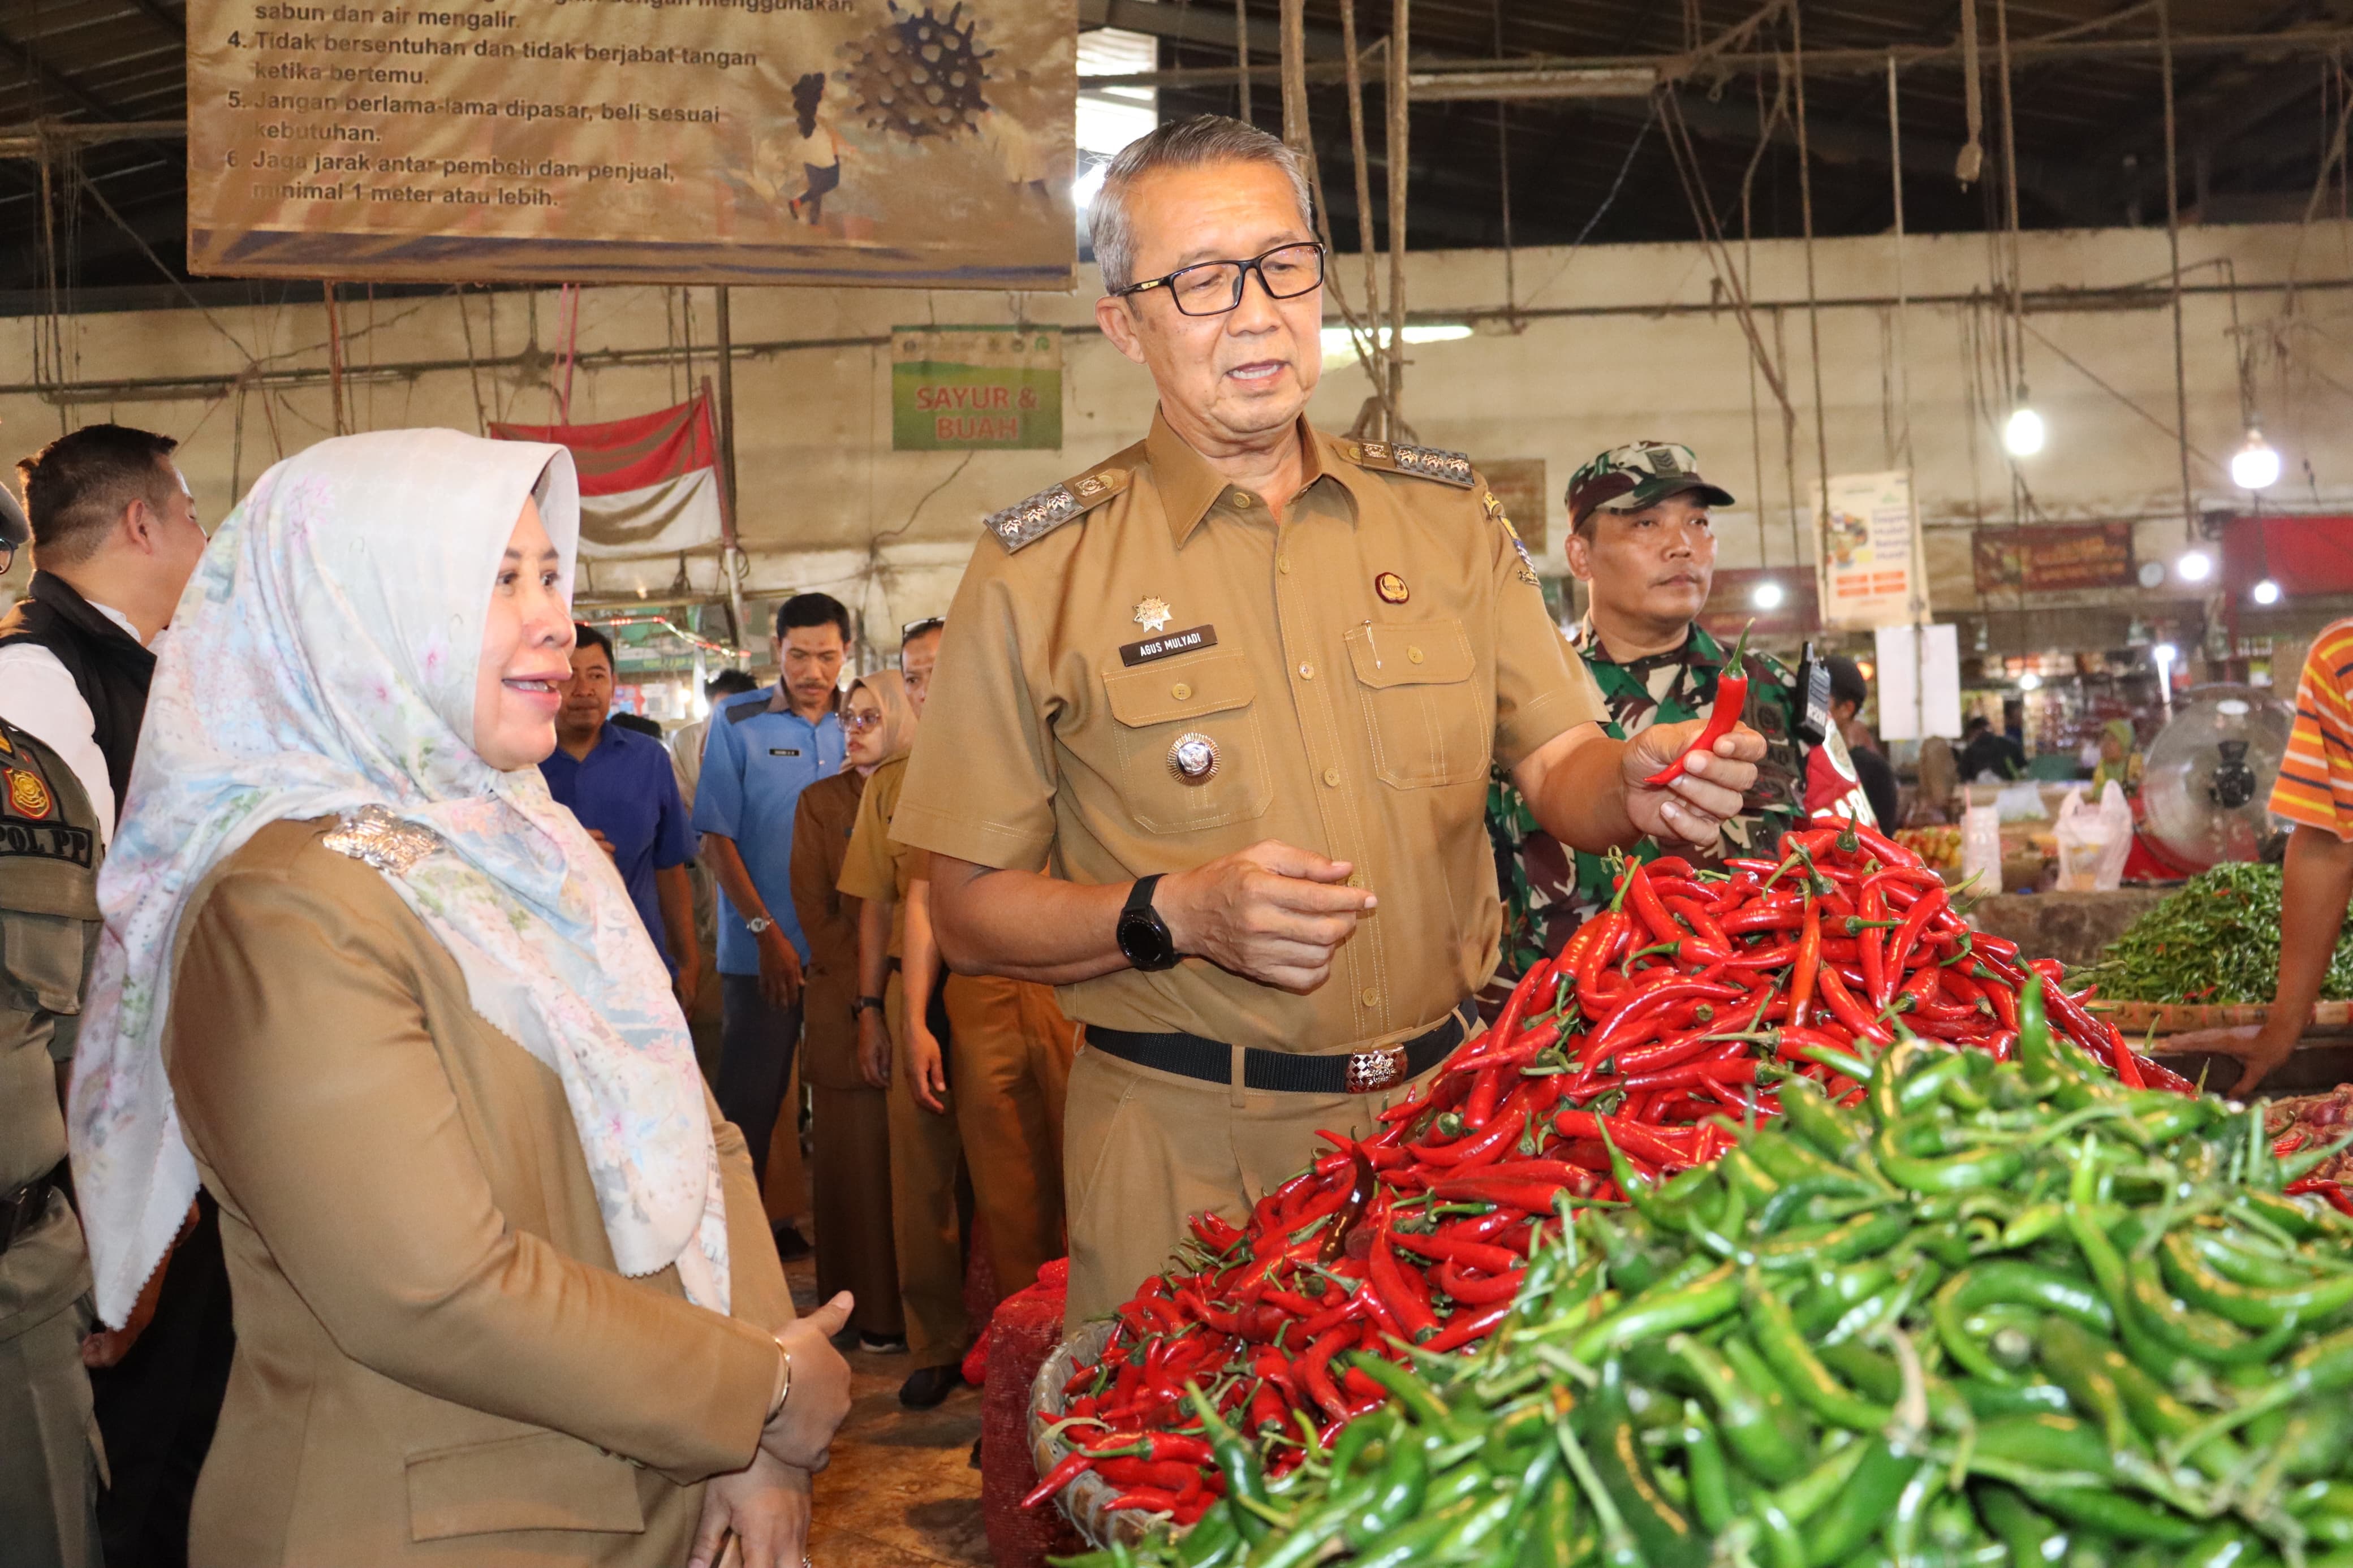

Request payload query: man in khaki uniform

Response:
[0,709,106,1568]
[897,116,1763,1325]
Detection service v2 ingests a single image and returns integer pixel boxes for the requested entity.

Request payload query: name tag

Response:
[768,748,804,758]
[0,820,94,867]
[1119,624,1218,667]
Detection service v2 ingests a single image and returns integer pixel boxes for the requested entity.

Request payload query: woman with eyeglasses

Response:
[788,671,918,1354]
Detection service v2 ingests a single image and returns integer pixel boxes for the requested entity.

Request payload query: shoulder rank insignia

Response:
[983,467,1130,553]
[1347,439,1476,489]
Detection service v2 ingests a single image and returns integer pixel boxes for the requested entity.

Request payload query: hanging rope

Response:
[1957,0,1985,185]
[2159,0,2196,541]
[1789,3,1835,567]
[324,282,348,437]
[1384,0,1410,425]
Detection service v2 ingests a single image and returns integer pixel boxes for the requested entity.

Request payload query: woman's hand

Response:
[907,1018,949,1113]
[762,1292,857,1472]
[687,1449,810,1568]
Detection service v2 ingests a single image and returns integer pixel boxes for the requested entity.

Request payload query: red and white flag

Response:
[492,393,729,561]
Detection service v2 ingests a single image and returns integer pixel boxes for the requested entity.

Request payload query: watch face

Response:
[1118,909,1175,970]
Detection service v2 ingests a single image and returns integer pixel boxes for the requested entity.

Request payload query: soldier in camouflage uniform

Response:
[1484,441,1871,1010]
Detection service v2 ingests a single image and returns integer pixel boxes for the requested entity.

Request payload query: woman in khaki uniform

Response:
[788,671,915,1349]
[64,431,854,1568]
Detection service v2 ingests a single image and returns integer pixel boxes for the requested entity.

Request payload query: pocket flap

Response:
[406,1429,646,1541]
[1103,649,1256,728]
[1343,620,1475,689]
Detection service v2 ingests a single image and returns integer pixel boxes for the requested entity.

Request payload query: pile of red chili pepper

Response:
[1032,815,2186,1528]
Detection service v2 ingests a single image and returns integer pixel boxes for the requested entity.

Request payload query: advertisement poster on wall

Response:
[1816,469,1924,631]
[185,0,1077,288]
[1971,521,2135,598]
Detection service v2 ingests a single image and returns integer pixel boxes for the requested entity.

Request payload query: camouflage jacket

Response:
[1483,619,1822,1005]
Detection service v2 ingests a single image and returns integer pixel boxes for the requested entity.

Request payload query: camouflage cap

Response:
[1566,441,1736,532]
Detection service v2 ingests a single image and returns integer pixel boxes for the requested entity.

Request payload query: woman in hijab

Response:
[67,430,854,1568]
[788,670,917,1352]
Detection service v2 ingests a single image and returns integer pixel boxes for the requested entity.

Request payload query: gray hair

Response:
[1088,115,1315,295]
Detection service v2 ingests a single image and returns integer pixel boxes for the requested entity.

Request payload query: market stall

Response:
[1019,819,2353,1563]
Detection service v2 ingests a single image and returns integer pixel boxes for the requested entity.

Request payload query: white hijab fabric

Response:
[68,429,730,1326]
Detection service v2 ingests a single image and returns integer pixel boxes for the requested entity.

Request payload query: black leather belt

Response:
[0,1166,61,1255]
[1085,1001,1475,1095]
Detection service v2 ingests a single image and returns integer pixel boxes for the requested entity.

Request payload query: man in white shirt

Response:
[0,424,208,843]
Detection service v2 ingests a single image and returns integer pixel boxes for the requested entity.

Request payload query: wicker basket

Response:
[1030,1319,1164,1551]
[2094,999,2353,1037]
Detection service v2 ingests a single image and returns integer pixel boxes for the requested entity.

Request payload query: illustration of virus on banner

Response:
[837,2,994,141]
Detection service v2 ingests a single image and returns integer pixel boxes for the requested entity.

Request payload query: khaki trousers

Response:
[0,1293,102,1568]
[942,974,1078,1305]
[809,1082,903,1340]
[885,974,968,1368]
[1061,1043,1442,1330]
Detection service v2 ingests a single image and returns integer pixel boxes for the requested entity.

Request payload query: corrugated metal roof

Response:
[3,0,2348,297]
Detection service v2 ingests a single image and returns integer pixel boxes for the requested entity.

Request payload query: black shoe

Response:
[829,1325,863,1351]
[899,1363,963,1409]
[772,1224,813,1261]
[859,1333,909,1354]
[969,1436,984,1469]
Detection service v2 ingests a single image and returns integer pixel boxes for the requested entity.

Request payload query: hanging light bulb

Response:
[2177,550,2214,584]
[2003,404,2046,457]
[2019,671,2044,692]
[2231,429,2282,492]
[1751,580,1785,611]
[2253,579,2283,606]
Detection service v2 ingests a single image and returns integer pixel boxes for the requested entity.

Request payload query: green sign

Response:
[891,325,1063,451]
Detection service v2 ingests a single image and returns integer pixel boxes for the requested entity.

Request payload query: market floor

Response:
[784,1253,993,1568]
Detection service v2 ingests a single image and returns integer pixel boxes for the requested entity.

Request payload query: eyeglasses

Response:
[843,708,887,732]
[901,616,945,641]
[1113,241,1327,317]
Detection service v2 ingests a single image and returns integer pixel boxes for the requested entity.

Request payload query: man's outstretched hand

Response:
[1621,718,1766,848]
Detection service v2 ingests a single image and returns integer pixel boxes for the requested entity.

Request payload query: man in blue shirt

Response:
[695,593,850,1198]
[540,623,700,1007]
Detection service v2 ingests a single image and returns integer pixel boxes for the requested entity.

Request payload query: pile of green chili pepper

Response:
[2087,862,2353,1005]
[1056,977,2353,1568]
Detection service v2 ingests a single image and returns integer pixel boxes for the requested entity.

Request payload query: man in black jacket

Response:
[0,423,225,1568]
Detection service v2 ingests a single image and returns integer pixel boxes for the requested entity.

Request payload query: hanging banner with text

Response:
[1816,469,1923,631]
[890,325,1061,449]
[1971,522,2135,598]
[185,0,1077,288]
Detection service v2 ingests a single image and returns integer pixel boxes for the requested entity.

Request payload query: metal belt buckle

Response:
[1344,1046,1409,1094]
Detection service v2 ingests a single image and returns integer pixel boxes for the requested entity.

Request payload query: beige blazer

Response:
[161,818,792,1566]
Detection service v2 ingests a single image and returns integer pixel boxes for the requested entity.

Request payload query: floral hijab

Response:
[69,429,731,1325]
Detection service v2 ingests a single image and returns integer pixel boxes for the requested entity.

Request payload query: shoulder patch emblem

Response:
[4,766,53,820]
[984,467,1128,553]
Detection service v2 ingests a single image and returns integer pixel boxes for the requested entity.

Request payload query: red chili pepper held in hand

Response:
[1640,620,1752,787]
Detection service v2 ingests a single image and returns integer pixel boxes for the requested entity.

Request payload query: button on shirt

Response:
[891,412,1608,1055]
[538,719,696,974]
[693,688,845,974]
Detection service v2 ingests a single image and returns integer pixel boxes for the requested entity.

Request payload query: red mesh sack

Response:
[980,1271,1079,1568]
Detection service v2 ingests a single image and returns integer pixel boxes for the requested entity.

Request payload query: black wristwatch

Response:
[853,995,886,1018]
[1116,874,1180,972]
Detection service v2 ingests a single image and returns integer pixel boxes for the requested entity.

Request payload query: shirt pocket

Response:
[1343,619,1488,788]
[1100,649,1273,833]
[404,1429,646,1541]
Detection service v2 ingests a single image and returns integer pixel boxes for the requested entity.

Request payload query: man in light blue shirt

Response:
[694,593,850,1216]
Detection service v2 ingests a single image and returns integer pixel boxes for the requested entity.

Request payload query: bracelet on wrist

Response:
[768,1337,794,1422]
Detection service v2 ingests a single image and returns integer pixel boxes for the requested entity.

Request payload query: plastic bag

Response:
[2054,785,2131,892]
[1995,781,2049,822]
[1962,804,2004,895]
